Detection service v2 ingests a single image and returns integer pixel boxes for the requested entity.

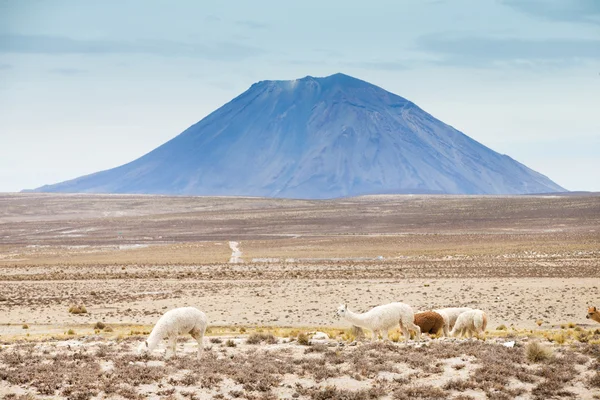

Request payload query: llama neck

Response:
[343,309,369,327]
[146,328,163,350]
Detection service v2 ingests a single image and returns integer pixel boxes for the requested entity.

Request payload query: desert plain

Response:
[1,193,599,399]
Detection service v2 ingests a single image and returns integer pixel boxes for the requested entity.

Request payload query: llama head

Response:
[336,304,348,317]
[137,340,149,354]
[587,306,597,319]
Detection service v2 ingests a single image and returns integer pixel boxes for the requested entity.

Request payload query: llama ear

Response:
[145,341,148,348]
[594,307,597,312]
[344,304,347,310]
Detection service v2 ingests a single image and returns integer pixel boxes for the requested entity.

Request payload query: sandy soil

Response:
[1,193,599,398]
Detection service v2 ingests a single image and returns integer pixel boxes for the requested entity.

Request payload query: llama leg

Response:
[443,322,449,337]
[381,329,389,341]
[409,322,421,342]
[371,330,379,342]
[191,328,204,358]
[165,336,177,359]
[401,325,411,342]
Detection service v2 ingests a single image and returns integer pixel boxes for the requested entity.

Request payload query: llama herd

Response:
[138,302,489,359]
[335,303,487,342]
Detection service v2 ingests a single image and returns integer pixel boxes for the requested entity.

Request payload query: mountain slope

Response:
[32,73,565,198]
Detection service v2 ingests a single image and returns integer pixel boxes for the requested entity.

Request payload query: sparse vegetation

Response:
[22,324,28,329]
[526,341,553,362]
[94,321,106,330]
[1,331,599,398]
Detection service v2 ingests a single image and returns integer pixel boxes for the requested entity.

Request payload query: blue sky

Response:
[1,0,599,192]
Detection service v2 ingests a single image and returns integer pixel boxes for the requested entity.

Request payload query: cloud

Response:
[0,63,12,70]
[500,0,600,25]
[416,34,600,67]
[235,20,269,30]
[0,34,266,61]
[344,60,410,71]
[205,15,221,22]
[47,67,87,75]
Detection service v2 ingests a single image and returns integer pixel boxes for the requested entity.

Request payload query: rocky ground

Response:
[0,193,599,398]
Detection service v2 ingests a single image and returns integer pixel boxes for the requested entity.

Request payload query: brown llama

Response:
[414,311,445,336]
[587,306,600,323]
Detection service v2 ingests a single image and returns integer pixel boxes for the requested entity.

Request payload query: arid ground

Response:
[1,193,599,399]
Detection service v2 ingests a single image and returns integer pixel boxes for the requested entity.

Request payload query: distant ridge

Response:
[31,73,565,198]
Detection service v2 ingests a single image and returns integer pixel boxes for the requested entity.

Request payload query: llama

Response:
[450,309,487,339]
[337,302,421,342]
[414,311,445,336]
[434,307,473,337]
[587,306,600,323]
[138,307,208,358]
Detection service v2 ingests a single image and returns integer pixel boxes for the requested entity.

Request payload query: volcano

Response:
[31,73,565,198]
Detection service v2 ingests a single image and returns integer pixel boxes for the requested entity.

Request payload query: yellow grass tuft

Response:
[526,341,553,362]
[68,304,87,314]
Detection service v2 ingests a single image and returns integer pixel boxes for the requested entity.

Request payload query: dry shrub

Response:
[247,332,277,345]
[304,343,328,353]
[94,321,106,330]
[443,379,477,391]
[225,339,236,347]
[526,341,553,363]
[299,384,385,400]
[589,372,600,388]
[393,384,446,400]
[112,355,169,386]
[531,379,575,399]
[297,332,310,346]
[1,348,103,399]
[178,372,199,386]
[69,304,87,314]
[210,337,222,344]
[201,373,223,389]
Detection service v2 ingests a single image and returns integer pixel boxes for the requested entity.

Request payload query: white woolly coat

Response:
[450,309,487,337]
[434,307,473,331]
[341,302,415,331]
[141,307,207,351]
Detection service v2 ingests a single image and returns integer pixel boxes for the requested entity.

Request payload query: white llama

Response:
[434,307,473,337]
[138,307,208,358]
[337,302,421,342]
[450,309,487,338]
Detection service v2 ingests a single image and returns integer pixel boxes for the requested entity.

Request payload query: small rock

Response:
[312,332,329,340]
[502,341,516,348]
